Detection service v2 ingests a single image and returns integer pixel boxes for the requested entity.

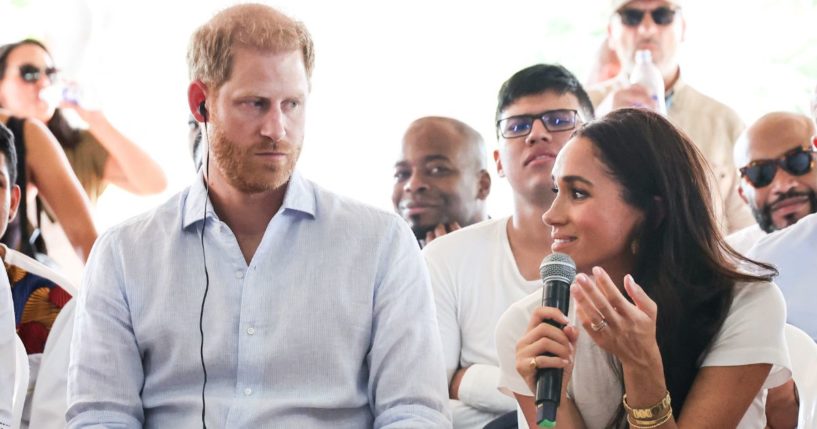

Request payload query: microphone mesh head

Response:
[539,252,576,284]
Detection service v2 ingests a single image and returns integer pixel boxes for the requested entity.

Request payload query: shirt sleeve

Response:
[495,297,536,398]
[458,363,517,412]
[369,217,452,428]
[66,231,145,428]
[0,272,15,428]
[701,281,791,389]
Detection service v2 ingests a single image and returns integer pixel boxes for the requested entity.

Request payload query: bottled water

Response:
[629,50,667,115]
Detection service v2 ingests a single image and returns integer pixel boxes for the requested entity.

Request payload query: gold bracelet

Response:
[622,391,672,420]
[627,412,672,428]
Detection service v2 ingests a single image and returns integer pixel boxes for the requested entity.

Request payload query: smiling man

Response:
[423,64,594,428]
[589,0,753,234]
[392,116,490,247]
[66,4,450,428]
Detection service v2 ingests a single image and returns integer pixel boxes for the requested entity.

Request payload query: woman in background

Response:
[0,108,96,261]
[0,39,166,202]
[495,109,791,428]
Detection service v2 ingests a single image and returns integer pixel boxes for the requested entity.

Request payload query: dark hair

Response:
[0,39,82,150]
[495,64,595,134]
[576,109,776,427]
[0,122,18,185]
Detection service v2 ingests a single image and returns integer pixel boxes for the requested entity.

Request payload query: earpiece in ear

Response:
[199,101,208,121]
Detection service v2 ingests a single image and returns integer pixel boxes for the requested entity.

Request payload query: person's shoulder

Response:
[497,288,541,334]
[310,180,404,231]
[749,212,817,258]
[422,217,508,258]
[729,279,785,314]
[675,82,741,122]
[98,189,187,246]
[725,224,765,254]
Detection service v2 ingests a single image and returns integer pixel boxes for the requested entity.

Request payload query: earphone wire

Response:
[199,117,211,429]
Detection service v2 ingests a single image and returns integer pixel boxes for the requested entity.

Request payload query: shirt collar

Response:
[181,169,317,230]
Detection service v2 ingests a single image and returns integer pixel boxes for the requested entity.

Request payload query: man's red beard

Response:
[210,126,301,194]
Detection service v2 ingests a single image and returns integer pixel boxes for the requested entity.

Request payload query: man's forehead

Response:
[502,92,581,116]
[747,118,815,159]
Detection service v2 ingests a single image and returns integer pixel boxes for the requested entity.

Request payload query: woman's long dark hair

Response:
[576,109,776,427]
[0,39,82,149]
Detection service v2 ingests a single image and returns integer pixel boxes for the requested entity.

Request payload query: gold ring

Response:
[529,357,537,370]
[590,318,608,332]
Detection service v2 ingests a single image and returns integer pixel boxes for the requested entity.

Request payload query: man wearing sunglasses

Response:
[423,64,594,428]
[725,112,817,429]
[728,112,817,252]
[588,0,754,234]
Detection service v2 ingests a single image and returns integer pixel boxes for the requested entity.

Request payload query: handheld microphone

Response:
[536,252,576,428]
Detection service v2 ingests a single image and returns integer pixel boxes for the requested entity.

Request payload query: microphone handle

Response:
[535,280,570,428]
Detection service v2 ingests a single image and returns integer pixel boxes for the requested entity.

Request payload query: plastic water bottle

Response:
[629,50,667,115]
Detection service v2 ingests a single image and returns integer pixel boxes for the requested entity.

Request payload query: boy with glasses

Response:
[589,0,754,234]
[422,64,593,428]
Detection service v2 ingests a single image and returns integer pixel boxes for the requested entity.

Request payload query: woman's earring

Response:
[630,238,640,255]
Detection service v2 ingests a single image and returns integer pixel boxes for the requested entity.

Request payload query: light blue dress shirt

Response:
[67,172,451,428]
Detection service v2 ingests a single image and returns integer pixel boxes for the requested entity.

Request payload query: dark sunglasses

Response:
[497,109,581,139]
[18,63,59,84]
[617,6,678,27]
[739,145,817,188]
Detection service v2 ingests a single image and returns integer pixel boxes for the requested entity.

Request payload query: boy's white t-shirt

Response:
[496,280,791,429]
[0,271,15,428]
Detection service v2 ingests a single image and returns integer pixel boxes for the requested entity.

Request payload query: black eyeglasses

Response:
[18,63,59,84]
[497,109,581,139]
[617,6,679,27]
[739,145,817,188]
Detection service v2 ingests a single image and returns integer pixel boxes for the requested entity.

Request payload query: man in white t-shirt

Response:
[727,112,817,253]
[423,64,595,428]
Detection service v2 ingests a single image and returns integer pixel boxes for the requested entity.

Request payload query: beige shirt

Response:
[588,76,754,233]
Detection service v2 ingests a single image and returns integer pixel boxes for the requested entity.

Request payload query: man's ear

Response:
[737,184,750,205]
[493,149,505,178]
[8,184,20,223]
[188,80,209,122]
[476,170,491,200]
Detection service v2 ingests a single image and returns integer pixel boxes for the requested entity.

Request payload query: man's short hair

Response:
[187,3,315,90]
[495,64,595,134]
[0,122,18,185]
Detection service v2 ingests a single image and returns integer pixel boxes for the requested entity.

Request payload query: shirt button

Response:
[244,388,252,396]
[236,270,245,279]
[247,327,255,335]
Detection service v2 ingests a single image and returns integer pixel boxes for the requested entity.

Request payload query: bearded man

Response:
[65,4,450,428]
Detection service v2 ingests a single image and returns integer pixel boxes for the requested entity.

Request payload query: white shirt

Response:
[727,224,766,255]
[496,281,791,429]
[0,267,14,428]
[423,217,539,427]
[746,212,817,339]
